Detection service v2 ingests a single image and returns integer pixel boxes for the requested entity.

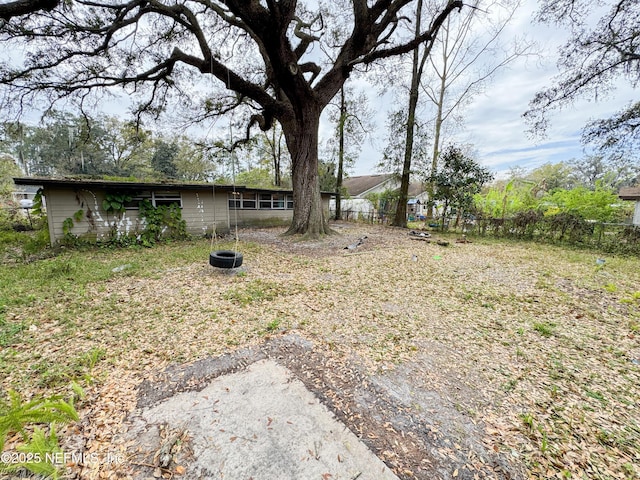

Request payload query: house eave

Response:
[13,177,336,196]
[618,187,640,201]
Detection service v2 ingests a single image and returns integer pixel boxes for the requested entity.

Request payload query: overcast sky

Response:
[4,0,635,180]
[343,0,637,178]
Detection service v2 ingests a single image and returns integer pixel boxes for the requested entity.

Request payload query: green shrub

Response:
[139,200,188,246]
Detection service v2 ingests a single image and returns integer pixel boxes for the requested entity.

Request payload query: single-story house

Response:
[330,174,430,219]
[13,177,334,245]
[619,186,640,225]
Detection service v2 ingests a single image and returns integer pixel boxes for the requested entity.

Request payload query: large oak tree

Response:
[0,0,464,237]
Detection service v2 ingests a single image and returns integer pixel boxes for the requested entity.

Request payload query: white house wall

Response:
[181,190,229,236]
[45,187,144,242]
[41,186,332,244]
[330,198,375,216]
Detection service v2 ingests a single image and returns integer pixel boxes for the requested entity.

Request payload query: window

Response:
[228,192,241,209]
[124,191,151,210]
[229,192,294,210]
[229,192,257,209]
[259,193,272,209]
[153,191,182,207]
[258,193,292,209]
[242,193,257,209]
[272,193,285,209]
[123,191,182,210]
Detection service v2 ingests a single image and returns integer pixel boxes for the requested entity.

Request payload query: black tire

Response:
[210,250,244,269]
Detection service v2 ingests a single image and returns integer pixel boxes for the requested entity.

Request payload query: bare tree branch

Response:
[351,0,464,66]
[527,0,639,148]
[0,0,58,21]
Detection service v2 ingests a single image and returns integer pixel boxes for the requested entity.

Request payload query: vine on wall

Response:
[138,200,188,247]
[55,190,188,247]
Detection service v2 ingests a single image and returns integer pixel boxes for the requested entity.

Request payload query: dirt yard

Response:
[2,222,639,479]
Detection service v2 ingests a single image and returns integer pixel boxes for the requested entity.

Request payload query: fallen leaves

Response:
[2,224,639,479]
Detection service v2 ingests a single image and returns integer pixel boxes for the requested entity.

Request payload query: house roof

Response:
[13,177,336,196]
[342,174,394,197]
[407,182,425,198]
[619,186,640,200]
[342,175,427,199]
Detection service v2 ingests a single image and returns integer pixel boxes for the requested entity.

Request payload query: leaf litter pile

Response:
[2,223,639,479]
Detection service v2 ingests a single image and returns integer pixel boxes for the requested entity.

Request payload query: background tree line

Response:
[475,156,639,224]
[0,111,294,188]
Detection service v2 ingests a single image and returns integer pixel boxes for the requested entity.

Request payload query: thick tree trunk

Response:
[0,0,58,20]
[283,110,331,238]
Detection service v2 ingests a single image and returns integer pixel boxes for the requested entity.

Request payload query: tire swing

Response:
[209,249,243,269]
[209,182,243,269]
[209,119,243,270]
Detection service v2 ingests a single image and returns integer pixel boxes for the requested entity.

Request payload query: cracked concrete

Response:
[125,358,398,480]
[116,335,524,480]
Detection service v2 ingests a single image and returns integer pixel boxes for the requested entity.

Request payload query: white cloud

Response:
[349,0,638,179]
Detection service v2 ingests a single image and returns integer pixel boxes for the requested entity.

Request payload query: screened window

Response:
[228,192,241,209]
[256,193,293,209]
[229,192,258,209]
[259,193,272,209]
[272,193,285,209]
[123,191,182,209]
[124,191,151,210]
[242,193,257,209]
[153,191,182,207]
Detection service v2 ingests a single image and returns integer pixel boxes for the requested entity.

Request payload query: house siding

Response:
[37,182,332,244]
[46,187,146,242]
[232,208,293,227]
[45,187,231,241]
[181,190,229,236]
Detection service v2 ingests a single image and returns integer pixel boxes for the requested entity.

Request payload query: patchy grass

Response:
[1,225,639,479]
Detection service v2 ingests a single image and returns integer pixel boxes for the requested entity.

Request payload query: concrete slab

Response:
[132,358,399,480]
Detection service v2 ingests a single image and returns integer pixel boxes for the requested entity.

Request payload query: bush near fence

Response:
[472,211,640,254]
[331,208,639,254]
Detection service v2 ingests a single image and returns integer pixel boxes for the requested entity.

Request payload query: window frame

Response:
[123,190,182,210]
[257,192,293,210]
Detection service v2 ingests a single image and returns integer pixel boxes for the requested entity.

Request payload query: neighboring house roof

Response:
[407,182,425,198]
[407,198,421,205]
[619,186,640,200]
[342,174,394,197]
[342,174,427,200]
[13,177,336,196]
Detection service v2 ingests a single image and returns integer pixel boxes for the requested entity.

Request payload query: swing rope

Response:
[210,127,240,256]
[210,59,240,259]
[229,119,240,250]
[210,181,216,252]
